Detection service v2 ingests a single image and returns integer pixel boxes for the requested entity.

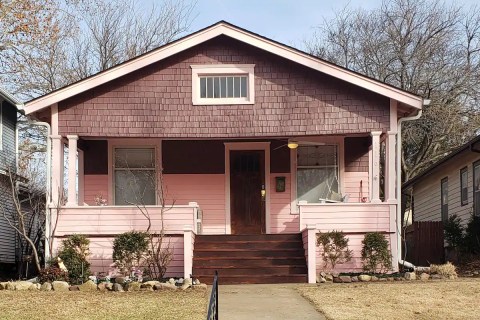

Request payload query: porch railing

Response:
[206,271,219,320]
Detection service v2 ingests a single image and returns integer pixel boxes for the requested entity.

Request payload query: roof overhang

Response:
[23,21,423,115]
[0,87,24,113]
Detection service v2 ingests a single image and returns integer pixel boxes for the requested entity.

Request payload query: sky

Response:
[187,0,478,49]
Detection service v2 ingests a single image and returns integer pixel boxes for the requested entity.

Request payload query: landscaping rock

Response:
[333,277,343,283]
[316,275,326,283]
[97,283,107,292]
[404,272,416,280]
[371,276,379,282]
[431,274,443,280]
[125,282,141,292]
[325,274,334,282]
[394,277,402,281]
[115,277,127,284]
[105,283,114,291]
[79,280,97,291]
[113,283,124,292]
[448,275,457,280]
[5,282,15,290]
[419,273,430,281]
[14,281,33,291]
[177,278,184,284]
[168,278,175,285]
[387,277,394,282]
[28,283,39,291]
[193,279,201,285]
[192,284,208,291]
[358,275,371,282]
[52,281,70,291]
[378,278,387,282]
[339,276,352,283]
[320,271,327,278]
[0,282,8,290]
[154,283,177,291]
[69,285,80,291]
[351,276,359,282]
[40,282,52,291]
[141,281,161,290]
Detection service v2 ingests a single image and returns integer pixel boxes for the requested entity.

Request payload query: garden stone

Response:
[351,276,359,282]
[140,286,154,292]
[168,278,175,285]
[193,279,201,285]
[97,283,107,292]
[154,283,177,291]
[331,272,340,278]
[394,277,402,281]
[26,277,38,283]
[141,281,161,289]
[105,283,114,291]
[40,282,52,291]
[183,278,193,285]
[333,277,343,283]
[358,275,371,282]
[125,281,141,292]
[177,278,184,284]
[431,274,442,280]
[113,283,124,292]
[387,277,394,281]
[115,277,126,284]
[404,272,416,280]
[181,283,191,290]
[69,285,80,291]
[371,276,379,282]
[5,282,15,290]
[448,275,457,280]
[419,273,430,281]
[79,280,97,291]
[325,274,334,282]
[52,281,70,291]
[378,278,387,282]
[316,275,326,283]
[28,283,39,291]
[320,271,327,278]
[192,284,208,291]
[0,282,8,290]
[339,276,352,283]
[14,281,32,291]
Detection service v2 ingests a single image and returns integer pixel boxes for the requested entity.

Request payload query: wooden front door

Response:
[230,150,266,234]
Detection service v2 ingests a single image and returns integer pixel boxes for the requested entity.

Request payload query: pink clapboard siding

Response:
[270,173,298,233]
[55,205,199,235]
[83,175,109,205]
[164,174,225,234]
[343,172,369,203]
[53,236,184,277]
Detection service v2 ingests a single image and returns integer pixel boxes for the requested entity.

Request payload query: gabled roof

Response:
[0,87,23,112]
[23,21,424,115]
[403,135,480,189]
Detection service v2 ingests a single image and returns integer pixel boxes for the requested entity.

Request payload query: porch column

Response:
[50,135,64,206]
[183,226,195,279]
[306,224,317,284]
[78,149,85,206]
[67,135,78,206]
[370,131,382,203]
[385,132,397,202]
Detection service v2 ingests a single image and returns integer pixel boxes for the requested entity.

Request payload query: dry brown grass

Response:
[0,290,208,320]
[298,278,480,320]
[430,262,457,277]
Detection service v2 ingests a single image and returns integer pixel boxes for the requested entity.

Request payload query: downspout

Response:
[396,99,429,269]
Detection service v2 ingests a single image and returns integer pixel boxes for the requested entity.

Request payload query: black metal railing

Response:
[206,271,219,320]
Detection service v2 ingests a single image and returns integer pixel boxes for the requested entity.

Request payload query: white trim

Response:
[0,102,3,151]
[191,64,255,105]
[24,23,423,114]
[224,142,271,234]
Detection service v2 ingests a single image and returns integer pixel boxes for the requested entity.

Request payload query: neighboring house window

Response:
[441,177,448,222]
[297,145,339,203]
[191,64,255,105]
[474,161,480,217]
[460,167,468,206]
[114,148,156,205]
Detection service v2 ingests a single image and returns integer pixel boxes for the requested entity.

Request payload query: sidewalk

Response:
[218,284,325,320]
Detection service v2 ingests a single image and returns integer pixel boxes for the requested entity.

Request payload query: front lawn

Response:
[298,278,480,320]
[0,290,207,320]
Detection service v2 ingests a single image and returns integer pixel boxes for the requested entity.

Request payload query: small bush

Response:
[316,230,353,270]
[430,262,457,278]
[57,234,91,284]
[444,214,465,248]
[361,232,392,274]
[113,231,149,274]
[38,266,69,283]
[465,215,480,254]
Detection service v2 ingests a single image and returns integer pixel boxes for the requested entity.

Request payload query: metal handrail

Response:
[206,271,219,320]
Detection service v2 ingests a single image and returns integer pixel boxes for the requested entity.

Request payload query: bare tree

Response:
[306,0,480,182]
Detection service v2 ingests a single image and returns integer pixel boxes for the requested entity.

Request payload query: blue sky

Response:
[188,0,478,49]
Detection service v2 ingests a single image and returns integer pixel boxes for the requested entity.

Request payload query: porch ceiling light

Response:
[287,141,299,149]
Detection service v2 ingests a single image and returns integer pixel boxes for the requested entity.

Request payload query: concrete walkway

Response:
[218,284,326,319]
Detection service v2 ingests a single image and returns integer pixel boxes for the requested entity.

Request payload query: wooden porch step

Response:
[195,234,302,242]
[199,274,308,285]
[194,249,305,258]
[193,266,307,276]
[194,241,302,250]
[193,257,306,267]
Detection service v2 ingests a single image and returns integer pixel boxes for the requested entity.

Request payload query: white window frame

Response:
[191,64,255,105]
[0,101,3,151]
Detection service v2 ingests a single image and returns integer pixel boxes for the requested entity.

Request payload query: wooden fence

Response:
[404,221,444,266]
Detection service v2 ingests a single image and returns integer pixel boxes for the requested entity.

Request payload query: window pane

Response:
[206,77,213,98]
[240,76,247,97]
[233,77,241,97]
[227,77,234,97]
[297,146,337,167]
[213,77,220,98]
[220,77,227,98]
[297,168,338,203]
[200,77,207,98]
[115,170,156,205]
[115,148,155,168]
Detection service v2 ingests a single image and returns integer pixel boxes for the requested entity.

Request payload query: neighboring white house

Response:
[403,136,480,226]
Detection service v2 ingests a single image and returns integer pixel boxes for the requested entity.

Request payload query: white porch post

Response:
[385,132,397,203]
[50,135,64,206]
[66,135,78,206]
[183,226,195,279]
[370,131,382,203]
[306,224,317,284]
[78,149,85,206]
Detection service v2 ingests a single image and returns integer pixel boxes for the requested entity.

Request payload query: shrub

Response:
[316,230,353,270]
[144,234,173,280]
[444,214,465,248]
[361,232,392,274]
[38,266,69,283]
[465,215,480,254]
[113,231,149,274]
[430,262,457,278]
[57,234,91,284]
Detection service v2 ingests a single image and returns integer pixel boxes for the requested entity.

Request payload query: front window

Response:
[296,145,340,203]
[114,148,156,205]
[460,167,468,206]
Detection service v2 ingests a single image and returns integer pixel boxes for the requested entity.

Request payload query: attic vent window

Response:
[191,64,255,105]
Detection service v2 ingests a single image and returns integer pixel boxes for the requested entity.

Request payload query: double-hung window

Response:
[460,167,468,206]
[114,148,156,205]
[296,145,340,203]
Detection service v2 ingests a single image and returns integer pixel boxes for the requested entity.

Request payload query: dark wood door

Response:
[230,150,265,234]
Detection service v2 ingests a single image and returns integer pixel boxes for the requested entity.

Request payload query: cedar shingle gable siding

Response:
[58,36,390,137]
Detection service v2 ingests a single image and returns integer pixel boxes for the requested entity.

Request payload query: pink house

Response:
[23,22,424,284]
